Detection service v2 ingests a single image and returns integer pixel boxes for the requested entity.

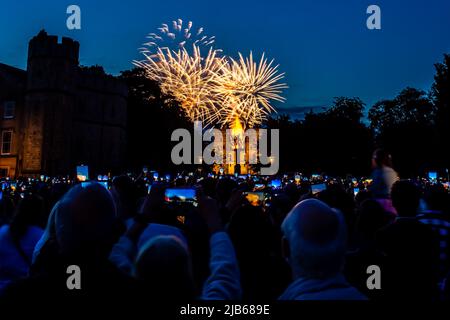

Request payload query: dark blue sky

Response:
[1,0,449,115]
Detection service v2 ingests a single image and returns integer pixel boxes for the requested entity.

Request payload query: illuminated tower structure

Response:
[221,117,259,175]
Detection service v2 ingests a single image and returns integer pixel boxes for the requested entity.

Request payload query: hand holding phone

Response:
[164,188,197,204]
[244,191,264,206]
[311,183,326,195]
[197,194,222,234]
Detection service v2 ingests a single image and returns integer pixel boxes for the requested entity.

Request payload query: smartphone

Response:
[428,171,437,181]
[164,188,197,204]
[311,183,326,195]
[76,165,89,182]
[254,183,265,191]
[270,179,282,189]
[244,191,264,206]
[147,184,152,194]
[353,187,359,196]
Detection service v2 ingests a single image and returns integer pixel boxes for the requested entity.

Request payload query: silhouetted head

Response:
[372,148,393,169]
[199,177,216,198]
[215,177,237,206]
[281,199,347,279]
[267,193,293,229]
[54,182,117,259]
[356,199,393,241]
[228,204,274,258]
[424,183,449,213]
[134,235,194,300]
[317,184,355,219]
[111,175,137,220]
[391,180,421,217]
[0,196,15,225]
[354,189,373,207]
[9,194,45,241]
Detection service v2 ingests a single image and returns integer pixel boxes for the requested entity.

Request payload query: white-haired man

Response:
[279,199,367,300]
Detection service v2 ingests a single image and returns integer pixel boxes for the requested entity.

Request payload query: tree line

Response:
[121,54,450,177]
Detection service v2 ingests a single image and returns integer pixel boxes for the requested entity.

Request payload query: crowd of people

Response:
[0,149,449,304]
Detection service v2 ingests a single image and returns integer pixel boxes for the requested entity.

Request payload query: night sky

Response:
[1,0,449,116]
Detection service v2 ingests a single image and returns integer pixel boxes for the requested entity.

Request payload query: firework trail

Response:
[139,19,217,56]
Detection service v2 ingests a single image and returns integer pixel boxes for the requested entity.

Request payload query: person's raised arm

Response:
[197,194,242,300]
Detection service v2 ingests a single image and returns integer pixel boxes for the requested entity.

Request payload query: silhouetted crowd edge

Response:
[1,149,450,305]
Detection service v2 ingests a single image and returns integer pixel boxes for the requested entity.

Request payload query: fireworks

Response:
[135,19,287,128]
[216,52,287,128]
[139,19,217,56]
[135,20,224,126]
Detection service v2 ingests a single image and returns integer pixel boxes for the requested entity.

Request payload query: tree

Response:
[368,87,437,175]
[267,97,372,175]
[431,54,450,168]
[304,97,372,175]
[119,68,190,172]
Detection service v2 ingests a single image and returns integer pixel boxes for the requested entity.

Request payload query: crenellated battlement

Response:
[28,30,79,64]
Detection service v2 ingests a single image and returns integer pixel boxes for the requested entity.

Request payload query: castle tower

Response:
[21,30,79,175]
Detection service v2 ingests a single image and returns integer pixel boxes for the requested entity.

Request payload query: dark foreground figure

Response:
[1,159,450,305]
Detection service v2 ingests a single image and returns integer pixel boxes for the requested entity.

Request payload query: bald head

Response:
[282,199,347,278]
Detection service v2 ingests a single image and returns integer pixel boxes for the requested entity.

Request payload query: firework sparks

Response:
[139,19,216,56]
[216,52,287,128]
[135,20,287,129]
[134,45,226,126]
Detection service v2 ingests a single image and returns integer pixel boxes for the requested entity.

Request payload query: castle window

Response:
[3,101,15,119]
[1,130,13,155]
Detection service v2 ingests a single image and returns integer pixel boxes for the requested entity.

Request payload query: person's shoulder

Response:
[383,166,398,176]
[0,224,9,233]
[0,224,10,241]
[26,225,44,235]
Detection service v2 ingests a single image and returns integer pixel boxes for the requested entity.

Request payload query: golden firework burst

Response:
[135,20,287,129]
[216,52,287,128]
